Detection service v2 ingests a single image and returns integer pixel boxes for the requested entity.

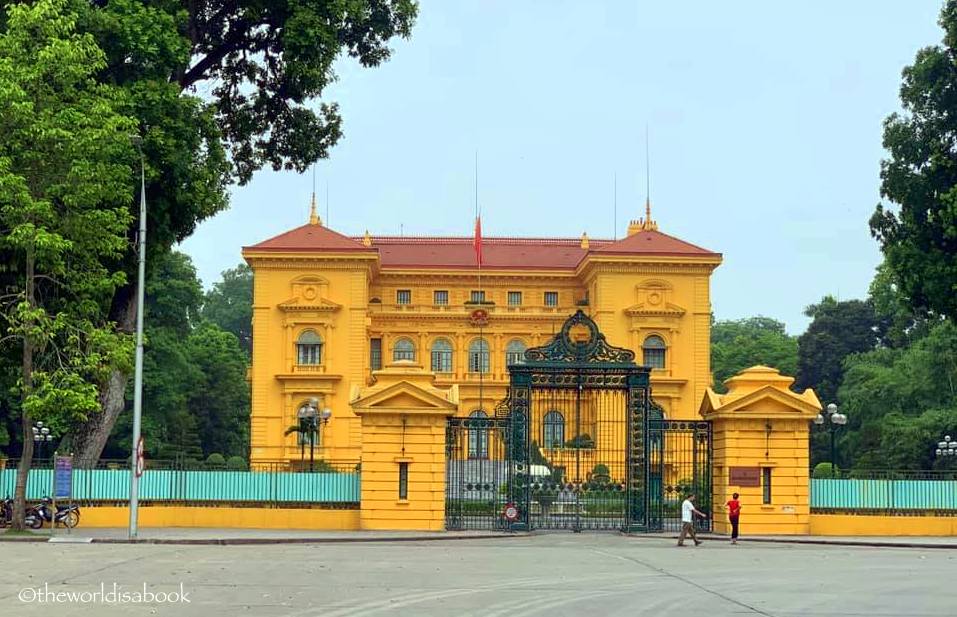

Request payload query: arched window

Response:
[642,335,666,369]
[543,411,565,449]
[505,339,527,367]
[296,330,323,365]
[430,339,453,373]
[393,337,415,362]
[468,410,488,459]
[468,338,490,374]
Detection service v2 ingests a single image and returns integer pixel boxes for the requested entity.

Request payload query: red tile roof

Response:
[246,223,371,252]
[245,224,719,269]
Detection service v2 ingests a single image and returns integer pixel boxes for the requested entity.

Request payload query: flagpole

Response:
[474,151,483,416]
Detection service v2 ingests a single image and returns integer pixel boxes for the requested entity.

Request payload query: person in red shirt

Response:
[726,492,741,544]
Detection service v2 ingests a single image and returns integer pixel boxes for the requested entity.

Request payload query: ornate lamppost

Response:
[31,421,53,461]
[935,435,957,461]
[297,398,332,472]
[813,403,847,471]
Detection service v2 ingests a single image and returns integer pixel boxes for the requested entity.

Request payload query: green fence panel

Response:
[0,468,360,503]
[812,478,957,511]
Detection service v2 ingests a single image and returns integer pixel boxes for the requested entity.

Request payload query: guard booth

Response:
[445,310,712,533]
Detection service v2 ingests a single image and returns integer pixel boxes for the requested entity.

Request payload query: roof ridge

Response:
[351,236,615,244]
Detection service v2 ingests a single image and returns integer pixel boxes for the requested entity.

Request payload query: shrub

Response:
[205,453,226,467]
[812,462,840,479]
[226,456,247,470]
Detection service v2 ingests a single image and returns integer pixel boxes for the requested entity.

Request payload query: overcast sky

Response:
[180,0,944,334]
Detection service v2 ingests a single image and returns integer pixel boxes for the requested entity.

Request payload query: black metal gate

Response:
[648,418,713,533]
[445,310,711,533]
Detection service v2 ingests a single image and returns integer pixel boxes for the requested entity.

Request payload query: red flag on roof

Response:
[473,216,483,266]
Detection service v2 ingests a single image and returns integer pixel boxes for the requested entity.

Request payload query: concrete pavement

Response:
[0,533,955,616]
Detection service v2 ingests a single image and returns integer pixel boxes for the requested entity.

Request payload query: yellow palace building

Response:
[242,202,722,467]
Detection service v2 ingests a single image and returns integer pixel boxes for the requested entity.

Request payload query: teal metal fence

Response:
[0,461,360,506]
[811,471,957,514]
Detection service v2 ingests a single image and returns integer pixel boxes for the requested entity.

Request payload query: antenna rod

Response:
[645,124,650,206]
[326,181,329,227]
[613,173,617,239]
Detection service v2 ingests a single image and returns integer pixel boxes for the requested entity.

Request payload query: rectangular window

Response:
[398,462,409,499]
[431,349,453,373]
[470,290,486,303]
[507,291,522,306]
[434,290,449,305]
[469,349,490,373]
[297,344,322,365]
[370,338,382,371]
[544,291,559,307]
[396,289,412,305]
[643,348,666,369]
[762,467,772,504]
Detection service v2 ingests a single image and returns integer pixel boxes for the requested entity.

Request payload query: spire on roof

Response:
[309,192,321,226]
[580,232,589,250]
[363,230,372,246]
[627,124,659,235]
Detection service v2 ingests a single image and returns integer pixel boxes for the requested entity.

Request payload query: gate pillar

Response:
[351,366,458,531]
[699,366,821,535]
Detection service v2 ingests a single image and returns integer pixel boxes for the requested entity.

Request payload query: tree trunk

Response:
[71,284,136,468]
[12,245,35,531]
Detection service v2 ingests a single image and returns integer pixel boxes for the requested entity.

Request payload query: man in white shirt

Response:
[677,493,706,546]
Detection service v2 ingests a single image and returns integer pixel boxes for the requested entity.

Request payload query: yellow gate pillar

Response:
[699,366,821,535]
[351,365,458,531]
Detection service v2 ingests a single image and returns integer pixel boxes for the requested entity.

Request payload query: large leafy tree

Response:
[796,297,879,405]
[59,0,417,465]
[105,251,249,461]
[711,317,798,391]
[0,0,136,529]
[870,0,957,321]
[838,321,957,470]
[203,263,252,356]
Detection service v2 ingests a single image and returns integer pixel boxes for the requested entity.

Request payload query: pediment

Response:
[277,296,342,312]
[624,301,686,317]
[699,384,820,420]
[352,380,457,414]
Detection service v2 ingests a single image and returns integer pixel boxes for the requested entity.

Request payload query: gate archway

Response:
[445,310,711,532]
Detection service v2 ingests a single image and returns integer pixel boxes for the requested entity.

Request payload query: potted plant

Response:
[0,452,6,472]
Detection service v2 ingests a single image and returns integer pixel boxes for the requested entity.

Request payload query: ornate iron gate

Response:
[444,310,711,533]
[648,418,713,533]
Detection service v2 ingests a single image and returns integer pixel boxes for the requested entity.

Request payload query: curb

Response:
[622,532,956,550]
[85,532,527,546]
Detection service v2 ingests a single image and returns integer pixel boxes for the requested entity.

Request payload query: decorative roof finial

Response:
[309,191,321,226]
[363,230,372,247]
[580,232,590,250]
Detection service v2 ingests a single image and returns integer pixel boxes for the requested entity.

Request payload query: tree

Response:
[796,297,879,405]
[711,317,798,391]
[103,251,250,461]
[64,0,417,465]
[870,0,957,322]
[203,263,252,356]
[0,0,136,529]
[837,321,957,470]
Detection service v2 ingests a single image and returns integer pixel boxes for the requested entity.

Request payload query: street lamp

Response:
[31,422,53,461]
[814,403,847,471]
[297,398,332,472]
[935,435,957,459]
[128,134,147,540]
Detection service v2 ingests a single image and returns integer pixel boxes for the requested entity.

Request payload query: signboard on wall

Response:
[729,466,761,487]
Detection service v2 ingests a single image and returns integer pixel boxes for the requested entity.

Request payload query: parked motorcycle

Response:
[25,496,80,529]
[0,496,12,527]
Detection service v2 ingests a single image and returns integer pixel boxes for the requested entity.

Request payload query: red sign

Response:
[729,467,760,487]
[503,503,519,522]
[469,308,489,327]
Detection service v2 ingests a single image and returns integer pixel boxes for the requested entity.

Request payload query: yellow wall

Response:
[80,506,360,530]
[243,220,721,468]
[810,514,957,536]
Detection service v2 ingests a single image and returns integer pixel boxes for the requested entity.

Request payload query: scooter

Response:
[0,496,12,527]
[25,496,80,529]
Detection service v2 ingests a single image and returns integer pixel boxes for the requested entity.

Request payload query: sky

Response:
[180,0,945,334]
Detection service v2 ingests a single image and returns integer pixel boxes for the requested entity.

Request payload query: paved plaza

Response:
[0,533,954,616]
